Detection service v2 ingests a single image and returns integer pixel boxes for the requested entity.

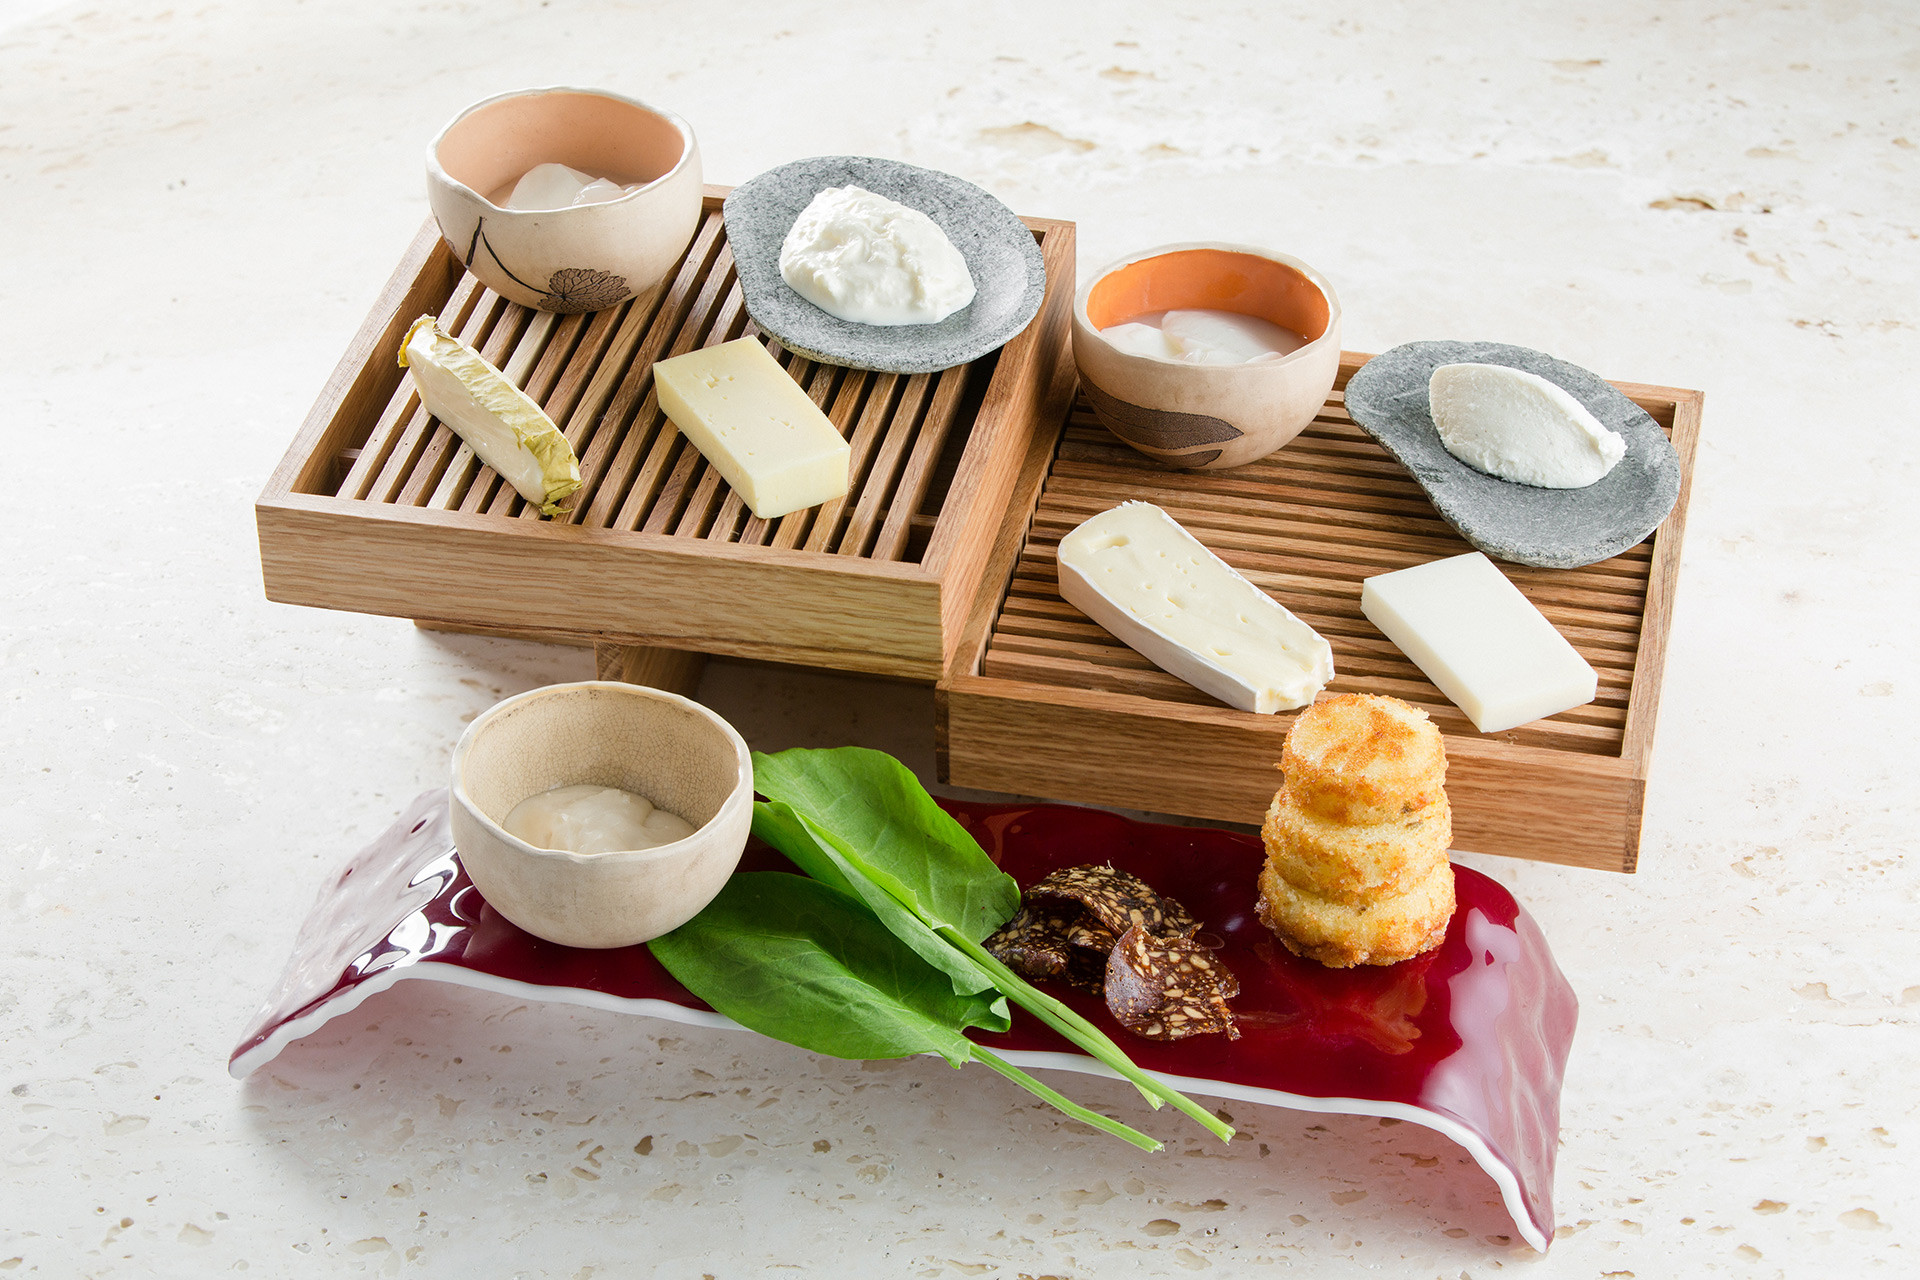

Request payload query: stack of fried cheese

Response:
[1256,693,1456,967]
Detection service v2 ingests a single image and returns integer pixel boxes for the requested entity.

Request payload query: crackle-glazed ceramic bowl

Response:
[1072,243,1342,470]
[449,682,751,948]
[426,86,702,313]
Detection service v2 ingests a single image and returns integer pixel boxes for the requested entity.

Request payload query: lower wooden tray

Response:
[937,356,1702,872]
[257,192,1076,681]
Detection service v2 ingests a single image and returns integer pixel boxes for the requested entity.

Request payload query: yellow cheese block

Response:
[651,338,851,519]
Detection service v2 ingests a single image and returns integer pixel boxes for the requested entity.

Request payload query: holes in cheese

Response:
[651,338,851,519]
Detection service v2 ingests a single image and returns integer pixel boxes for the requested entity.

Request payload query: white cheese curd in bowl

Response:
[1100,309,1307,365]
[778,185,976,326]
[503,783,697,854]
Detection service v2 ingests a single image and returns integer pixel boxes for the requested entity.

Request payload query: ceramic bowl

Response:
[449,682,752,948]
[1072,243,1342,470]
[426,86,703,314]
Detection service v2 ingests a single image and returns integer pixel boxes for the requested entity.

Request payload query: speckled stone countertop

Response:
[3,2,1914,1276]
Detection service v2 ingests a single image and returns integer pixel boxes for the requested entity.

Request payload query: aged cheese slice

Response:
[1056,502,1334,714]
[1361,552,1597,733]
[652,338,851,519]
[1429,362,1625,488]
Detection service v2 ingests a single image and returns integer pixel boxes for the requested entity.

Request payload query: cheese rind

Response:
[1361,552,1597,733]
[652,338,851,519]
[1428,362,1625,488]
[1056,502,1334,714]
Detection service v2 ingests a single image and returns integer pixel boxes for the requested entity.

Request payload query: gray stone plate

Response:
[722,156,1046,375]
[1342,340,1682,569]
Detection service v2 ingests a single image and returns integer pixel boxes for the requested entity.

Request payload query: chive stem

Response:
[945,930,1236,1146]
[970,1046,1163,1153]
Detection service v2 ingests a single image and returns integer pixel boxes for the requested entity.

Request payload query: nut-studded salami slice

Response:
[1105,924,1240,1042]
[984,904,1115,995]
[1025,865,1190,940]
[983,905,1079,983]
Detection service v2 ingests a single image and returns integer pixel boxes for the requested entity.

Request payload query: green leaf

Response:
[752,747,1019,943]
[746,746,1234,1149]
[754,800,1007,1011]
[651,871,1160,1152]
[649,873,1002,1065]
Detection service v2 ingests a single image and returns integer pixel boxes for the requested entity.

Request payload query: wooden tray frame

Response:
[257,191,1077,682]
[936,356,1702,873]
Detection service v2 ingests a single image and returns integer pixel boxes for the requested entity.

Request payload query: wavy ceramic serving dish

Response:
[232,791,1576,1250]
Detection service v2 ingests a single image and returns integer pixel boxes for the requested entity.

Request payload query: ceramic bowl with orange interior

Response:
[1072,243,1342,470]
[426,86,703,313]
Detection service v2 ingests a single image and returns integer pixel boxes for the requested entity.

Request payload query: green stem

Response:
[970,1046,1163,1153]
[944,929,1235,1146]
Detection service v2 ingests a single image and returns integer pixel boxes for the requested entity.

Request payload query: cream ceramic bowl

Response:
[1072,243,1342,470]
[427,86,703,313]
[449,682,752,949]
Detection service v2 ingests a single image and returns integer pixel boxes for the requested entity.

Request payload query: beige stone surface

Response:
[2,2,1914,1276]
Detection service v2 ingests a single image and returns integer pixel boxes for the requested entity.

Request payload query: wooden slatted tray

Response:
[257,191,1076,680]
[938,356,1702,872]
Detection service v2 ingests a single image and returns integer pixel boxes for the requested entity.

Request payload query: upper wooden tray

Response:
[257,191,1076,680]
[937,356,1702,873]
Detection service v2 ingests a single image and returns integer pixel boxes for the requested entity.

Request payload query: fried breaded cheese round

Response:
[1256,856,1455,968]
[1261,788,1451,906]
[1280,693,1447,825]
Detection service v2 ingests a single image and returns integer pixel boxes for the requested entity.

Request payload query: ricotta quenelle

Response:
[1428,362,1625,488]
[1361,552,1597,733]
[503,784,697,855]
[778,185,976,326]
[1057,502,1334,714]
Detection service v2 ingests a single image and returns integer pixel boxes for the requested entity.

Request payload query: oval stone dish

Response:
[1342,340,1683,569]
[722,155,1046,374]
[449,682,753,948]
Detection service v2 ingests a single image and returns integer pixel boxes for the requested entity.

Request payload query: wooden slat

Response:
[364,291,510,506]
[838,373,934,557]
[335,275,485,500]
[873,364,974,562]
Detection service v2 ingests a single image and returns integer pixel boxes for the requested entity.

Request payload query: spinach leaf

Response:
[752,747,1019,943]
[754,799,1008,1010]
[650,873,1000,1064]
[750,746,1236,1148]
[651,871,1161,1152]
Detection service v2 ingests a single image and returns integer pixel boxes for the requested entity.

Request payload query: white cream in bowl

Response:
[449,682,752,949]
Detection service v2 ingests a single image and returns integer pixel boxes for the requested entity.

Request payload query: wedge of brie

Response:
[1428,362,1625,488]
[1056,502,1334,714]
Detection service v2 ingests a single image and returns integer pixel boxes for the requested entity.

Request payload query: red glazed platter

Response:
[232,790,1576,1251]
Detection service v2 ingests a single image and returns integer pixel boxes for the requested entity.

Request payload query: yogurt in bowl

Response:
[449,682,752,949]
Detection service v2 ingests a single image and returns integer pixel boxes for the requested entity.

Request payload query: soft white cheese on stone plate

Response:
[1428,362,1625,488]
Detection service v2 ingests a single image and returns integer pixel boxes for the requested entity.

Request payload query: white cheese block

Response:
[1056,502,1334,714]
[1361,552,1597,733]
[1429,362,1625,488]
[652,338,851,519]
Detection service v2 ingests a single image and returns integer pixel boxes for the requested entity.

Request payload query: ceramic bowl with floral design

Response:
[426,86,703,313]
[1072,243,1342,470]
